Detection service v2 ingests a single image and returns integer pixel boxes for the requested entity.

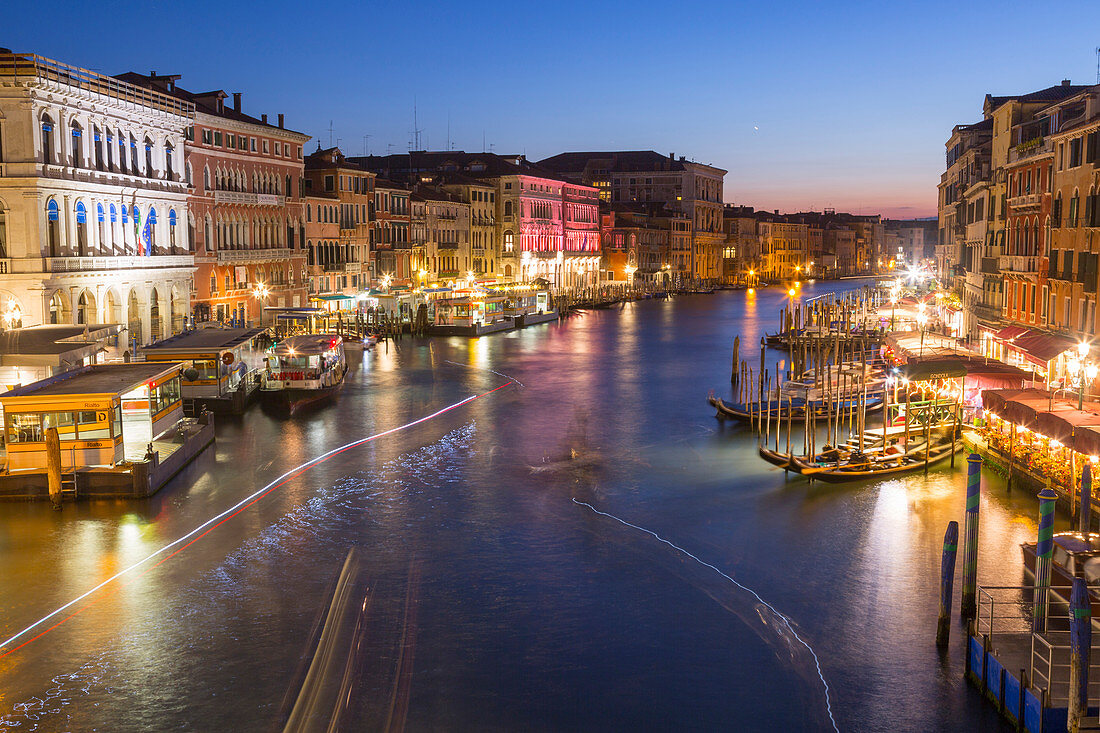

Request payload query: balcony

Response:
[436,241,459,250]
[1007,192,1042,211]
[1007,138,1054,164]
[322,262,345,273]
[213,191,285,207]
[43,254,193,273]
[216,248,294,265]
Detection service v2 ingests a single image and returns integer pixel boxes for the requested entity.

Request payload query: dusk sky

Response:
[5,0,1098,218]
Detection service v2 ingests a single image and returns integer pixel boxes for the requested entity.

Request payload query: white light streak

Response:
[572,498,839,733]
[443,359,525,388]
[0,391,503,656]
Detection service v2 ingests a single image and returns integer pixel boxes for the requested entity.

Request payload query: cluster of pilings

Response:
[940,457,1096,732]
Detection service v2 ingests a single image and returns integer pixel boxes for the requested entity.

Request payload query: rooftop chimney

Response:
[278,113,284,129]
[669,152,674,160]
[774,209,779,215]
[261,114,268,124]
[150,70,157,77]
[233,93,241,112]
[1062,79,1072,86]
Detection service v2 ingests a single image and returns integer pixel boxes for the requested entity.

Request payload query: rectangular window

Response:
[263,140,269,154]
[1070,138,1083,168]
[213,131,222,146]
[324,175,334,192]
[202,129,212,145]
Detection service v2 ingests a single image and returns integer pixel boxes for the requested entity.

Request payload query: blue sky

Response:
[5,0,1099,217]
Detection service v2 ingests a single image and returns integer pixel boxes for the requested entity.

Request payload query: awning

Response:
[994,325,1029,340]
[1033,408,1100,445]
[1073,427,1100,458]
[902,358,967,380]
[1010,331,1077,367]
[310,294,355,301]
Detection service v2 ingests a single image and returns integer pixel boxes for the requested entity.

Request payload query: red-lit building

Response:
[118,73,310,325]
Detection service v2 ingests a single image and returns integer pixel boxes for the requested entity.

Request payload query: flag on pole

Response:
[131,193,141,255]
[140,213,153,256]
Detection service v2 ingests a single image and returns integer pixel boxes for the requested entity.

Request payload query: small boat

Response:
[260,334,347,414]
[708,393,883,423]
[787,438,961,483]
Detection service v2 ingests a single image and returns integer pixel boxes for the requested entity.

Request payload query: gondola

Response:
[708,393,884,423]
[789,439,962,483]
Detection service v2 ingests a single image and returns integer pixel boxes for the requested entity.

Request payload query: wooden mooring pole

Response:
[731,335,739,384]
[960,453,982,621]
[46,426,62,510]
[1032,484,1058,634]
[936,521,959,648]
[1069,576,1091,733]
[1080,462,1092,535]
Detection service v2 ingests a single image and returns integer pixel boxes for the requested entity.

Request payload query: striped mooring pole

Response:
[960,453,982,620]
[1080,462,1092,536]
[1032,484,1059,634]
[1069,576,1091,733]
[936,521,959,648]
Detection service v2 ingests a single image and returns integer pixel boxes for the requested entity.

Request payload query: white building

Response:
[0,52,194,348]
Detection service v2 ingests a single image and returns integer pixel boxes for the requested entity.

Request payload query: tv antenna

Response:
[409,100,423,151]
[1096,47,1100,84]
[362,134,372,156]
[327,120,335,147]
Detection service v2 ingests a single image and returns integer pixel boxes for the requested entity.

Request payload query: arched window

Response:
[70,121,83,168]
[165,142,174,179]
[503,230,514,253]
[93,126,104,170]
[77,291,92,325]
[49,291,64,324]
[129,136,139,176]
[117,130,127,172]
[41,115,54,164]
[187,213,195,254]
[210,274,217,294]
[185,161,192,186]
[109,204,117,252]
[1070,189,1080,227]
[169,209,177,251]
[106,129,114,170]
[0,209,7,258]
[147,207,157,251]
[1055,193,1064,227]
[204,216,212,252]
[75,201,88,255]
[144,138,154,178]
[504,200,513,218]
[97,203,106,253]
[203,165,210,190]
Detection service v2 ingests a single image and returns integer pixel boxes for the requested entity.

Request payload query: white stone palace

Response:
[0,52,194,347]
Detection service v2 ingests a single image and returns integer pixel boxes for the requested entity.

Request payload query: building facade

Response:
[304,147,374,296]
[0,53,193,346]
[119,73,311,325]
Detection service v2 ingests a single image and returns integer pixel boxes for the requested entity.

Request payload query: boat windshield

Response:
[271,355,319,369]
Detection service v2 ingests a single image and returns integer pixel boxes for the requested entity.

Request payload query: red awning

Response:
[1010,331,1077,367]
[994,325,1029,340]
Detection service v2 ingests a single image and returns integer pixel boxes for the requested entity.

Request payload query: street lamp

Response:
[917,302,928,356]
[381,273,393,292]
[624,264,637,286]
[1066,341,1098,410]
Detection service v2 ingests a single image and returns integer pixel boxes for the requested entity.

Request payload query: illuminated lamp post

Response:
[917,302,928,357]
[624,264,637,289]
[1066,341,1098,410]
[251,282,269,328]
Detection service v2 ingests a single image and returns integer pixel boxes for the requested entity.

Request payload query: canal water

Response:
[0,281,1042,731]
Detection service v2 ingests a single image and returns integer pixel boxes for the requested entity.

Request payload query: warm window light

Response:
[1079,341,1091,358]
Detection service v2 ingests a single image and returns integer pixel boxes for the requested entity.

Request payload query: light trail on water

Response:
[442,358,523,387]
[572,498,840,733]
[0,383,514,660]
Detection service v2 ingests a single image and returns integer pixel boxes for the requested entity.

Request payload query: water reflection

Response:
[0,282,1027,730]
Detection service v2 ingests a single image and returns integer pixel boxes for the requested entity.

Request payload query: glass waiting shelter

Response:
[141,327,265,399]
[0,362,184,471]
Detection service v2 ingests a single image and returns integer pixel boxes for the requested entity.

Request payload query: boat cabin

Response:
[141,327,266,404]
[432,295,507,328]
[0,362,186,471]
[262,334,346,391]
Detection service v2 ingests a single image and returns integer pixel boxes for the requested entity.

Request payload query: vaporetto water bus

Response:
[260,334,347,414]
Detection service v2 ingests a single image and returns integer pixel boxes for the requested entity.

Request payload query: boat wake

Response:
[572,498,839,733]
[443,359,525,388]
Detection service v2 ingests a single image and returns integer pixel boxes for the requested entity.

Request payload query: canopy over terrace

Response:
[885,330,979,363]
[979,387,1100,492]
